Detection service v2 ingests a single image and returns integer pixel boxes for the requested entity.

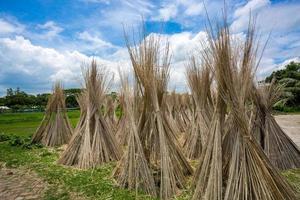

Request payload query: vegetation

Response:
[1,111,299,199]
[0,87,81,111]
[265,61,300,112]
[0,142,154,200]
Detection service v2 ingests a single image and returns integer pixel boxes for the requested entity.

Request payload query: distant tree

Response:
[5,89,34,108]
[1,87,87,110]
[36,93,50,107]
[0,97,5,106]
[265,62,300,83]
[64,88,82,95]
[6,88,13,96]
[64,88,81,108]
[66,95,79,108]
[265,61,300,107]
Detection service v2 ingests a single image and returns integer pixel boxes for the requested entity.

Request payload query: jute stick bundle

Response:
[125,30,193,199]
[252,80,300,170]
[32,82,73,147]
[192,16,297,199]
[58,61,121,169]
[113,72,157,196]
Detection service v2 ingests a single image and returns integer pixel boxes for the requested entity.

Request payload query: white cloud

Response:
[231,0,300,33]
[94,0,154,31]
[156,4,178,21]
[154,0,204,21]
[0,36,124,94]
[257,4,300,32]
[168,31,207,62]
[257,56,300,80]
[72,31,124,57]
[230,0,300,80]
[1,0,300,94]
[0,29,209,94]
[231,0,270,32]
[77,31,115,48]
[234,0,270,18]
[0,18,24,35]
[123,0,154,13]
[185,3,203,16]
[80,0,110,4]
[36,21,63,39]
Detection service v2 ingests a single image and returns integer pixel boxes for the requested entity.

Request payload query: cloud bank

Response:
[0,0,300,95]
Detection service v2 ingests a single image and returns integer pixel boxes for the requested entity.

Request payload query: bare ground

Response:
[275,114,300,148]
[0,167,47,200]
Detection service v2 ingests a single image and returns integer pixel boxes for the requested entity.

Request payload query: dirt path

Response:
[275,114,300,148]
[0,168,47,200]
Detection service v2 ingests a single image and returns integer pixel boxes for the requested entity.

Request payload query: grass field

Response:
[0,111,299,199]
[0,111,158,200]
[0,111,80,137]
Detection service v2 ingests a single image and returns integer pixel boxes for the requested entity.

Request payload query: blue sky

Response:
[0,0,300,95]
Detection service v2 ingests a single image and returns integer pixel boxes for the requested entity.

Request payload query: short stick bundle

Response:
[58,61,121,169]
[252,80,300,170]
[32,82,73,147]
[113,73,156,196]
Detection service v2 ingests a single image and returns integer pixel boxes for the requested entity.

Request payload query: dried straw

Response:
[125,30,193,199]
[193,15,297,200]
[58,60,122,169]
[252,80,300,170]
[32,82,73,146]
[104,95,118,133]
[113,72,157,197]
[184,56,213,159]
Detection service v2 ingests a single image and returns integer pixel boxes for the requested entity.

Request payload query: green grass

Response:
[0,111,299,199]
[0,110,80,137]
[0,111,156,200]
[0,142,154,200]
[273,106,300,114]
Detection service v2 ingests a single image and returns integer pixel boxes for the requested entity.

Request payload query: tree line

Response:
[0,88,81,111]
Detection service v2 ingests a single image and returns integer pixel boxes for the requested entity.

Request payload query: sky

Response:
[0,0,300,95]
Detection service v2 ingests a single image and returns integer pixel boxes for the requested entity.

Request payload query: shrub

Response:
[0,133,43,149]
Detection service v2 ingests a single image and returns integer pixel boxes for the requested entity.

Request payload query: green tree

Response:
[0,97,5,106]
[265,61,300,108]
[36,93,50,107]
[64,88,81,108]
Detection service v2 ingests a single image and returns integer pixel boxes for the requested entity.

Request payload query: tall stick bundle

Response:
[104,95,118,133]
[193,16,297,200]
[192,29,226,200]
[184,56,213,159]
[58,61,121,169]
[161,93,182,140]
[115,91,130,145]
[113,73,156,196]
[252,80,300,170]
[32,82,73,146]
[174,94,192,133]
[125,31,193,199]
